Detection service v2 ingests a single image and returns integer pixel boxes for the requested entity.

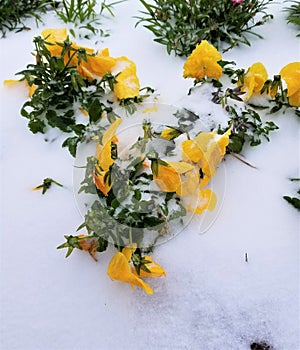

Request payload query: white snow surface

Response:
[0,1,299,350]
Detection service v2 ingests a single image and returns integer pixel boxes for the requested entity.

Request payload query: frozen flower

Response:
[133,256,166,278]
[78,48,116,80]
[183,40,222,80]
[154,161,195,194]
[107,246,166,294]
[41,28,68,57]
[182,129,231,178]
[280,62,300,107]
[239,62,268,101]
[113,57,140,100]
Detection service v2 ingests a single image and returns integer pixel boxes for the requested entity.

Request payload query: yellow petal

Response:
[134,256,166,278]
[107,252,153,294]
[201,129,230,177]
[187,189,217,214]
[154,164,181,193]
[3,79,20,85]
[122,244,137,262]
[182,139,203,163]
[96,141,114,170]
[112,57,140,100]
[183,40,222,80]
[280,62,300,98]
[288,91,300,107]
[79,49,116,80]
[101,118,122,147]
[41,28,68,57]
[241,62,268,101]
[176,169,200,197]
[168,161,195,174]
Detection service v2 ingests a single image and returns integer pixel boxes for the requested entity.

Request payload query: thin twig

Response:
[229,152,257,169]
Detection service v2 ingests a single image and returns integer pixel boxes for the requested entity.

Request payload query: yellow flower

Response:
[113,57,140,99]
[107,245,165,295]
[182,129,231,178]
[240,62,268,101]
[280,62,300,107]
[107,251,153,295]
[183,40,222,80]
[41,28,68,57]
[78,48,116,80]
[154,161,195,194]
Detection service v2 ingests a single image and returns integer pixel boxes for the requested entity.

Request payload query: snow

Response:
[0,1,299,349]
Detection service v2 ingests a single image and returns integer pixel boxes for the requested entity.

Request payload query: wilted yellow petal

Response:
[169,161,194,174]
[41,28,68,57]
[182,139,203,163]
[176,169,200,197]
[101,118,122,147]
[107,252,153,294]
[187,189,217,214]
[3,79,20,85]
[122,244,137,262]
[113,57,140,99]
[142,107,158,114]
[201,129,230,177]
[134,256,166,278]
[154,164,181,193]
[79,49,116,80]
[240,62,268,101]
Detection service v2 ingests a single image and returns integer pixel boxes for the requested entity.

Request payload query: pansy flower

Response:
[112,57,140,100]
[239,62,268,101]
[154,161,195,195]
[182,129,231,178]
[280,62,300,107]
[41,29,140,100]
[107,245,166,294]
[183,40,222,80]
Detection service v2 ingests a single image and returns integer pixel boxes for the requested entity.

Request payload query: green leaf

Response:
[62,136,81,157]
[88,99,104,123]
[283,196,300,210]
[28,119,46,134]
